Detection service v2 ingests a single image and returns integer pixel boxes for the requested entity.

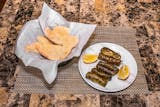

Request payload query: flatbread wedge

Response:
[36,36,71,60]
[45,26,78,48]
[25,42,39,53]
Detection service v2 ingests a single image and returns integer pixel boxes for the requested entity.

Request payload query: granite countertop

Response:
[0,0,160,107]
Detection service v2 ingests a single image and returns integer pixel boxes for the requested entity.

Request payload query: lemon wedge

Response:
[118,65,130,80]
[83,54,98,64]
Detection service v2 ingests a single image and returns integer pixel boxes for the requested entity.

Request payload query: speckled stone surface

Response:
[0,0,160,107]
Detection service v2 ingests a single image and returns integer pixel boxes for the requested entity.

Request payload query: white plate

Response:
[78,43,137,92]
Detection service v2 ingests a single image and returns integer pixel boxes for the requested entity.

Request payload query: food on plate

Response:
[25,26,79,60]
[98,53,121,66]
[98,61,119,72]
[96,64,118,76]
[86,72,108,87]
[91,68,111,80]
[101,47,121,60]
[82,54,98,64]
[85,47,122,87]
[118,65,130,80]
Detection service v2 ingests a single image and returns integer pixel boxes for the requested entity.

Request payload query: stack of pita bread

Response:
[25,26,78,60]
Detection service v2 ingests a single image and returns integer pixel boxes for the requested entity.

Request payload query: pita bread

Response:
[25,26,79,60]
[25,42,39,53]
[36,36,71,60]
[45,26,78,47]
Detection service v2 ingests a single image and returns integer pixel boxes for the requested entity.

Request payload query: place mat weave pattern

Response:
[13,26,149,94]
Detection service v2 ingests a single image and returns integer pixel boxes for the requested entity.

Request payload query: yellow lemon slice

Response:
[83,54,98,64]
[118,65,130,80]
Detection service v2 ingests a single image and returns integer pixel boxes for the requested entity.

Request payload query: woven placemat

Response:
[13,26,149,94]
